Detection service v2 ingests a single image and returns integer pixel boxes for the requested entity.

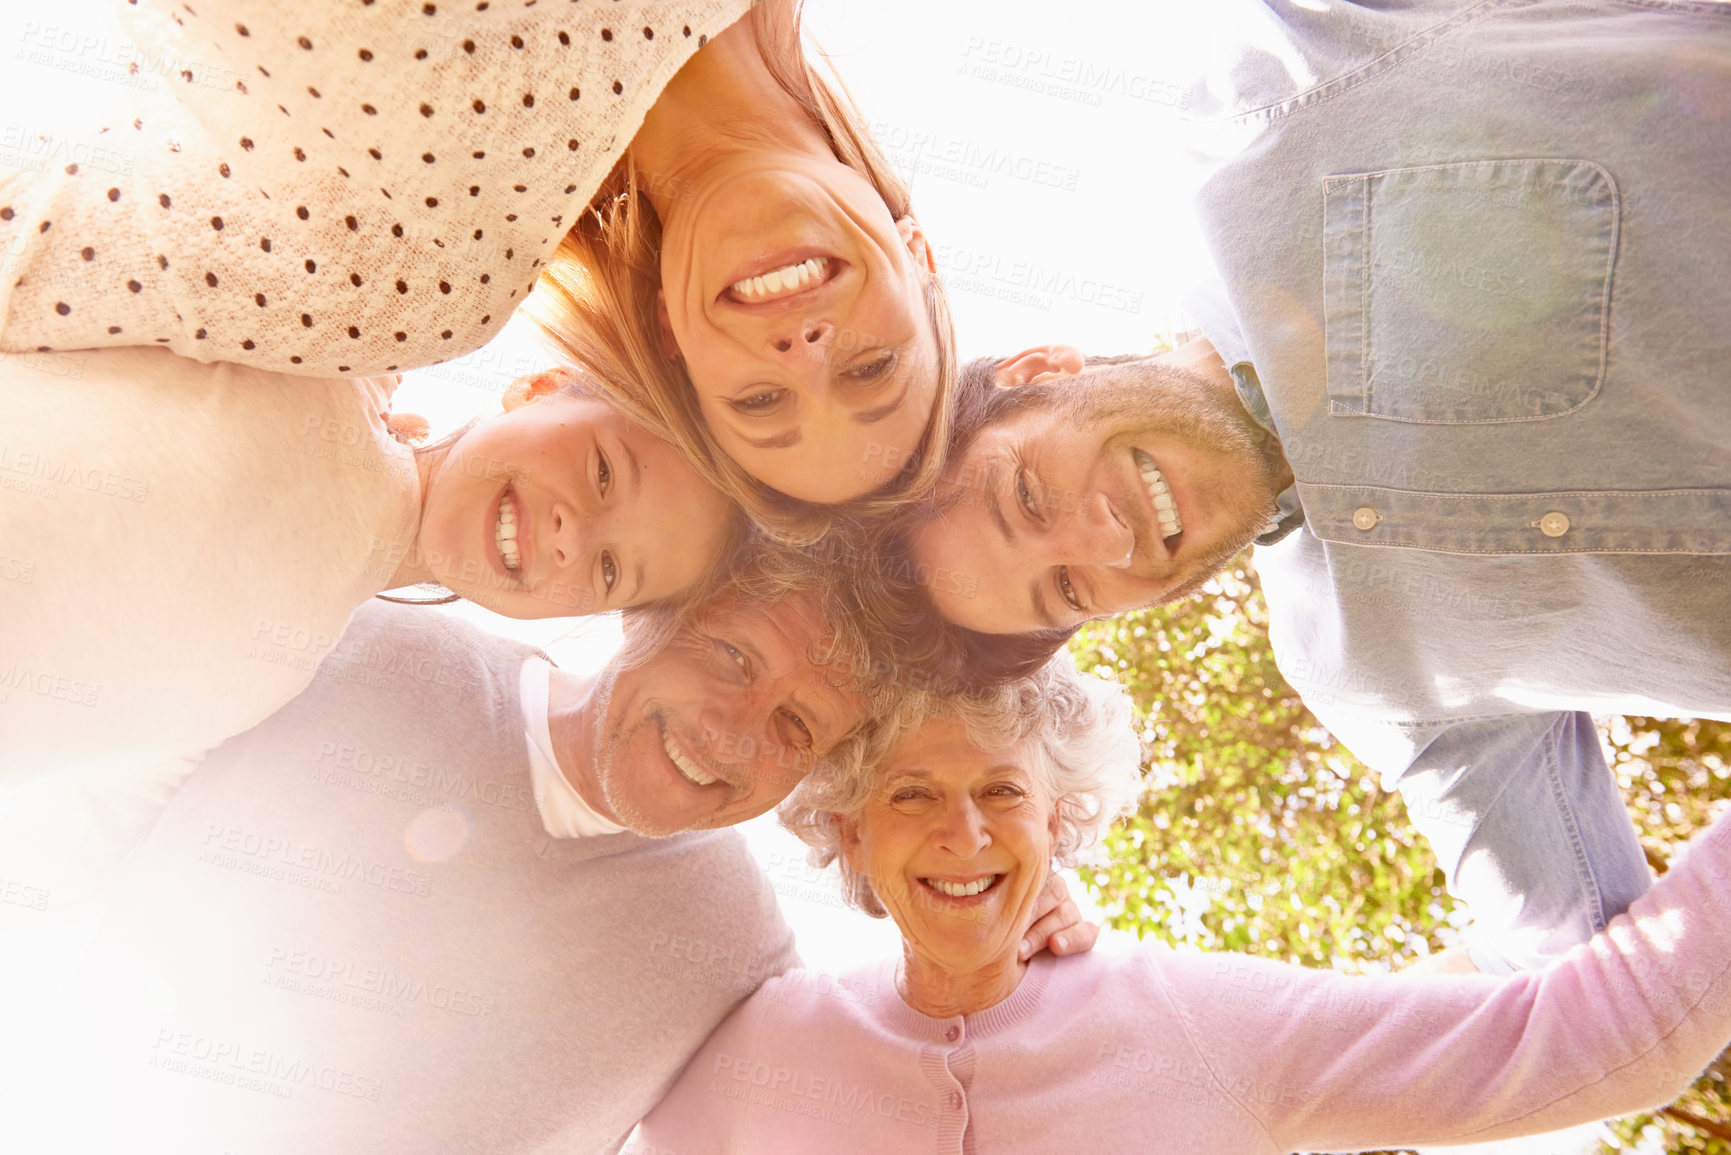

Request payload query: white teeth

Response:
[662,725,716,787]
[730,257,828,303]
[494,493,521,571]
[927,876,998,898]
[1134,451,1183,539]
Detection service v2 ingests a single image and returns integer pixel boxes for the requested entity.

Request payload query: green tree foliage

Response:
[1069,554,1731,1154]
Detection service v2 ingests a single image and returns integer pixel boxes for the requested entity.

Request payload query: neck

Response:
[545,665,615,821]
[385,444,443,589]
[896,946,1027,1020]
[628,6,833,212]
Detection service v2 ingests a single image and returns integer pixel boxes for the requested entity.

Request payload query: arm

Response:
[1160,814,1731,1151]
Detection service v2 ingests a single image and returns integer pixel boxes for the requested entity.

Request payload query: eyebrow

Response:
[736,428,802,450]
[623,439,642,495]
[631,557,645,605]
[984,465,1017,547]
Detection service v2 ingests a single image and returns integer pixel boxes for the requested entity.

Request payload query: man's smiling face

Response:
[909,350,1291,635]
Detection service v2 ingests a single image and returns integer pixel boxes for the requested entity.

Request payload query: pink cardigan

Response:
[633,817,1731,1154]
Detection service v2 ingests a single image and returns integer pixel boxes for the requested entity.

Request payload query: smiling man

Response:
[909,0,1731,980]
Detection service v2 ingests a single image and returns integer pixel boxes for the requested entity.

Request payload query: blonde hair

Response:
[530,2,959,546]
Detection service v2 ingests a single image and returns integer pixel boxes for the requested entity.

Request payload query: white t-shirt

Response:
[519,657,624,839]
[0,345,419,902]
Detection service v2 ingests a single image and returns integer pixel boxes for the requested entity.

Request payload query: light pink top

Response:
[634,817,1731,1154]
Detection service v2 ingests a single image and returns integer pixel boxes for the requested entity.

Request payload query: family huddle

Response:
[2,0,1728,1152]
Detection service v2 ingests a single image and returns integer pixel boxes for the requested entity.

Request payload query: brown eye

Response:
[1057,567,1083,612]
[600,552,617,593]
[596,451,612,494]
[729,389,785,416]
[845,352,895,382]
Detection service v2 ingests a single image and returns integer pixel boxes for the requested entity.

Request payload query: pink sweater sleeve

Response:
[1157,816,1731,1151]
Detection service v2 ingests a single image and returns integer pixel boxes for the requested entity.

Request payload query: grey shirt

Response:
[19,602,796,1154]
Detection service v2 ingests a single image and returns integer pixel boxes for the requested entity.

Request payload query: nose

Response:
[545,499,596,571]
[697,693,783,782]
[1049,490,1135,569]
[770,319,833,359]
[935,797,991,859]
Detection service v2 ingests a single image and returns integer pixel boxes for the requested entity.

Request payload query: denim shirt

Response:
[1181,0,1731,970]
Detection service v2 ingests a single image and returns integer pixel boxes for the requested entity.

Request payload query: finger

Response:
[1020,898,1081,960]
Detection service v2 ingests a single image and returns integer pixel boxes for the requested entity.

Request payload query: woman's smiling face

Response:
[414,376,738,618]
[843,716,1058,978]
[657,152,940,504]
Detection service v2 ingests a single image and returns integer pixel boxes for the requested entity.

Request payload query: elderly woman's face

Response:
[843,716,1057,977]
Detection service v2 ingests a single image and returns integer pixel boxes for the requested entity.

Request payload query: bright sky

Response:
[0,5,1613,1148]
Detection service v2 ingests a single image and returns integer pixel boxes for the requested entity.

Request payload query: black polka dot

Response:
[472,150,485,159]
[195,328,207,339]
[422,2,435,13]
[297,35,312,50]
[278,104,290,116]
[305,259,316,272]
[107,187,121,202]
[64,162,79,175]
[698,34,707,46]
[362,104,378,116]
[38,220,51,233]
[439,280,451,294]
[643,26,653,39]
[297,205,310,219]
[504,248,514,259]
[479,273,490,284]
[210,215,224,231]
[108,325,122,334]
[480,314,490,323]
[294,147,306,161]
[441,329,452,339]
[160,194,172,208]
[234,22,249,35]
[54,301,71,315]
[307,86,321,98]
[568,86,579,101]
[521,92,534,108]
[392,224,404,237]
[81,247,94,261]
[422,152,436,165]
[255,293,267,306]
[558,30,569,46]
[505,213,517,222]
[301,313,313,327]
[236,80,248,94]
[513,183,526,193]
[473,229,483,239]
[425,196,439,208]
[415,48,429,60]
[348,326,361,338]
[290,354,302,362]
[218,162,231,178]
[157,255,169,269]
[345,215,359,231]
[339,365,351,372]
[612,80,623,95]
[240,136,254,151]
[419,103,434,118]
[522,147,535,158]
[0,207,12,220]
[350,272,362,286]
[205,271,218,286]
[601,27,612,41]
[242,339,256,350]
[476,0,487,8]
[396,279,408,293]
[469,185,480,197]
[395,332,407,342]
[368,148,382,160]
[128,279,143,293]
[566,138,578,151]
[510,34,523,48]
[463,39,475,53]
[563,183,576,194]
[683,24,691,36]
[358,48,373,61]
[260,237,272,252]
[258,65,270,77]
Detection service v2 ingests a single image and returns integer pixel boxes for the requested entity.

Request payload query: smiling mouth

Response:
[1132,448,1183,541]
[726,256,833,305]
[923,875,1002,899]
[494,489,522,573]
[659,719,718,788]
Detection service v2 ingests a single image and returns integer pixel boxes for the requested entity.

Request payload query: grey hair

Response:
[779,651,1143,917]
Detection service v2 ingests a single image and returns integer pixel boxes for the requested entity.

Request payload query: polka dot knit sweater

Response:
[0,0,748,375]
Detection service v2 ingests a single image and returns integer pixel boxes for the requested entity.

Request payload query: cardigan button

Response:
[1537,511,1571,538]
[944,1026,960,1042]
[948,1092,963,1110]
[1351,507,1379,531]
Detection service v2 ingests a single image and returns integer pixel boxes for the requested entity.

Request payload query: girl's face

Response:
[415,377,737,618]
[657,152,941,505]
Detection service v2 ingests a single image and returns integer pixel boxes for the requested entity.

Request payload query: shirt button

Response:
[949,1092,963,1110]
[1538,512,1571,537]
[944,1026,960,1042]
[1352,507,1380,531]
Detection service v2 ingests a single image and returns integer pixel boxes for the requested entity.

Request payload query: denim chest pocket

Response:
[1322,159,1618,423]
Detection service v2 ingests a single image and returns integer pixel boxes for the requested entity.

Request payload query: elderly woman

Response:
[632,657,1731,1153]
[0,0,956,528]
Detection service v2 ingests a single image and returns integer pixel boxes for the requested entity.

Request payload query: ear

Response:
[895,215,936,279]
[655,290,683,359]
[501,367,579,412]
[993,345,1085,389]
[838,816,866,874]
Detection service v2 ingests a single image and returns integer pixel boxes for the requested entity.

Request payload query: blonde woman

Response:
[0,0,957,539]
